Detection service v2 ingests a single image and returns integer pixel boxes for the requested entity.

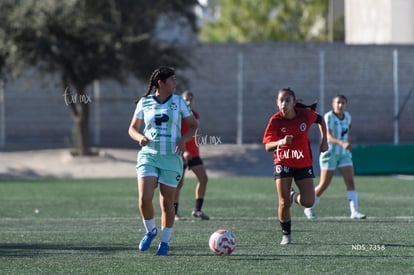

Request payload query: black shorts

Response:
[183,156,204,170]
[273,165,315,181]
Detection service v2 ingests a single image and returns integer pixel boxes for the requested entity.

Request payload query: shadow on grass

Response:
[292,242,414,249]
[0,167,63,179]
[0,243,135,257]
[226,253,413,260]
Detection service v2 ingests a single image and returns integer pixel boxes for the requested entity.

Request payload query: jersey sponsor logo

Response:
[281,127,287,133]
[341,128,348,137]
[275,165,283,174]
[274,165,290,174]
[300,123,307,132]
[170,102,178,110]
[154,113,169,125]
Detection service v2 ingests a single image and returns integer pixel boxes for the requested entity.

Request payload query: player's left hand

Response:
[342,141,352,151]
[175,138,186,154]
[183,151,192,160]
[320,140,329,152]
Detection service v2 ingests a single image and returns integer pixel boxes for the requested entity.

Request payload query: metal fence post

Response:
[93,80,101,146]
[237,52,244,145]
[0,79,5,148]
[319,50,325,116]
[393,49,399,145]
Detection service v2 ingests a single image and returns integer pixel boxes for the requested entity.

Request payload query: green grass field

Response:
[1,176,413,274]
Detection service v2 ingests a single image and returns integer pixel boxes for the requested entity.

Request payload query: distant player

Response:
[304,94,366,220]
[174,91,210,221]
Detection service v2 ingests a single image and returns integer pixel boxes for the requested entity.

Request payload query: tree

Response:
[199,0,328,42]
[1,0,198,155]
[0,1,15,78]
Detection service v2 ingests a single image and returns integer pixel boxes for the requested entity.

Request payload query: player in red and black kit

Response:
[263,87,328,245]
[174,91,210,220]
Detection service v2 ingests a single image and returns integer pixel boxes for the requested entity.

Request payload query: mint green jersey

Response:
[325,110,351,155]
[134,94,192,155]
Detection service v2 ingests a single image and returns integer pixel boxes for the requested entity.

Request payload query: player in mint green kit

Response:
[128,66,198,256]
[304,94,366,220]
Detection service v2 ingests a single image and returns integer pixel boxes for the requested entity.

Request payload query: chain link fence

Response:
[1,43,413,150]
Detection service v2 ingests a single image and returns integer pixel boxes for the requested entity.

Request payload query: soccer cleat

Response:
[155,242,169,256]
[304,208,317,220]
[280,234,292,245]
[192,210,210,220]
[174,213,182,221]
[350,211,366,219]
[138,228,158,251]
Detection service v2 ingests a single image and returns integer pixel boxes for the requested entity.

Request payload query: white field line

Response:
[393,174,414,180]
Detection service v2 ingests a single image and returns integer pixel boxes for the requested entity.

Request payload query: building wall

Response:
[346,0,414,44]
[391,0,414,43]
[1,42,414,150]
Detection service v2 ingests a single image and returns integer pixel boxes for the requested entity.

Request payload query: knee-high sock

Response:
[310,196,320,209]
[347,190,358,214]
[161,227,173,244]
[143,218,156,233]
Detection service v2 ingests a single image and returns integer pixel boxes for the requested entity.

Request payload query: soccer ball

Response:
[208,229,237,256]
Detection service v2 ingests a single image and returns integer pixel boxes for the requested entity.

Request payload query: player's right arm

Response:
[327,129,350,150]
[128,117,149,147]
[265,135,293,152]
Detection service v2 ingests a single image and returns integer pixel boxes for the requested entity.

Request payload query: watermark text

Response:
[195,134,222,146]
[351,244,386,251]
[63,87,92,106]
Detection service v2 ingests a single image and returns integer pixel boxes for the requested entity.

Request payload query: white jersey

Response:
[134,94,192,155]
[325,110,351,155]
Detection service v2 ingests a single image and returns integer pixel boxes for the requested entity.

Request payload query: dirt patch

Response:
[0,144,275,179]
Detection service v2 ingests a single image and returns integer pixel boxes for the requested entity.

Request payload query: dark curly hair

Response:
[135,66,175,103]
[279,87,317,111]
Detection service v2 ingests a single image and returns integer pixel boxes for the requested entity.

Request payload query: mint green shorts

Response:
[319,150,353,170]
[136,151,183,187]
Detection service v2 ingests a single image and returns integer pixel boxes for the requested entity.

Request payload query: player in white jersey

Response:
[304,95,366,220]
[128,66,198,256]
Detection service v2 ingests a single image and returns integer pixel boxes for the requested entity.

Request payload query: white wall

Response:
[391,0,414,43]
[346,0,414,44]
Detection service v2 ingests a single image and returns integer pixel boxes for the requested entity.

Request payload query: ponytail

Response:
[295,101,318,111]
[135,66,175,104]
[279,87,317,111]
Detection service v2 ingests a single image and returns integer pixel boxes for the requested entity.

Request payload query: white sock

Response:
[311,196,320,209]
[347,190,358,214]
[143,218,156,233]
[160,227,173,244]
